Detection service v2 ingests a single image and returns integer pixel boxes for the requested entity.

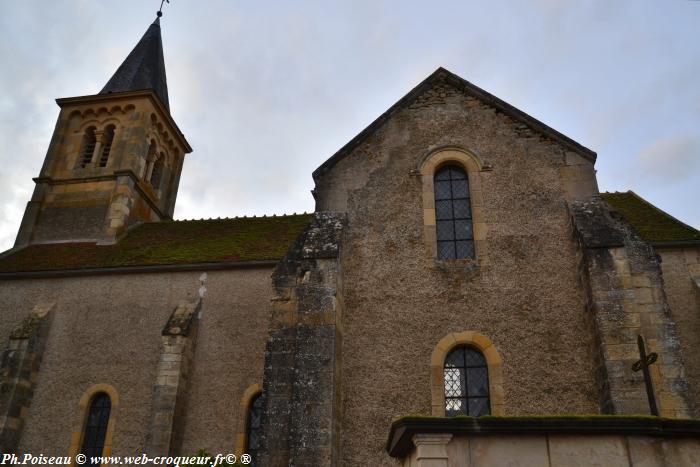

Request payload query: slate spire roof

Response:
[100,17,170,111]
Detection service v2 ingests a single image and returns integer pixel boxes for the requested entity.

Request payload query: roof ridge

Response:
[312,67,597,180]
[162,212,314,223]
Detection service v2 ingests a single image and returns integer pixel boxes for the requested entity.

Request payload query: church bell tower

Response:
[14,16,192,248]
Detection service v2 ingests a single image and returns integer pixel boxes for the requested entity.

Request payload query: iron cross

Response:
[631,334,659,416]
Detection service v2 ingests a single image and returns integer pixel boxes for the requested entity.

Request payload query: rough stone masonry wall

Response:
[0,267,272,455]
[657,246,700,409]
[572,198,694,417]
[257,213,344,467]
[313,78,601,466]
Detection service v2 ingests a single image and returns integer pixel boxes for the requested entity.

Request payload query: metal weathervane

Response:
[632,334,660,416]
[157,0,170,17]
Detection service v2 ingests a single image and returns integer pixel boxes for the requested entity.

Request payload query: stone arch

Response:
[234,383,262,456]
[68,384,119,462]
[420,147,488,264]
[430,331,504,416]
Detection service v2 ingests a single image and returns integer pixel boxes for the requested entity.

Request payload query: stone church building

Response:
[0,16,699,467]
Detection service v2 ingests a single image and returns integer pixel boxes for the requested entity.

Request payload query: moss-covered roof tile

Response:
[601,191,700,244]
[0,214,313,273]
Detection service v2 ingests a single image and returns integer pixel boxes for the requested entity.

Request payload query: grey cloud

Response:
[1,0,699,251]
[636,136,700,182]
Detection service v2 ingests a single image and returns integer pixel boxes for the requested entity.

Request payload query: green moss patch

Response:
[601,191,700,243]
[0,214,313,272]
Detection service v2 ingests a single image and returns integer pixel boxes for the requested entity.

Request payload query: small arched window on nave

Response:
[246,392,263,466]
[444,345,490,416]
[434,165,474,260]
[98,125,115,167]
[80,392,112,461]
[78,127,97,168]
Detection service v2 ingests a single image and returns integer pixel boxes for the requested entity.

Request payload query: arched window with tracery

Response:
[99,125,115,167]
[78,127,97,168]
[444,345,490,416]
[246,392,263,466]
[80,392,112,461]
[434,164,474,260]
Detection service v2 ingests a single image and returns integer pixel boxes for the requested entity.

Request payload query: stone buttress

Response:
[257,213,345,466]
[572,197,695,417]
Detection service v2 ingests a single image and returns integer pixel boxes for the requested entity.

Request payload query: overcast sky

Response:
[0,1,698,251]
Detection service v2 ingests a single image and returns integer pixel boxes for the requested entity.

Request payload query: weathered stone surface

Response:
[0,303,54,453]
[313,73,601,465]
[572,197,694,417]
[257,213,345,467]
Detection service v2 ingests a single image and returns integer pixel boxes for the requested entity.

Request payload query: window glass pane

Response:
[451,179,469,198]
[434,181,452,200]
[444,347,465,367]
[443,368,465,397]
[435,168,451,181]
[455,241,474,259]
[248,394,263,467]
[436,221,455,241]
[81,393,111,462]
[449,167,467,180]
[466,367,489,397]
[468,398,490,417]
[437,242,455,260]
[453,199,471,219]
[454,220,473,240]
[464,348,486,366]
[446,398,467,416]
[444,346,490,417]
[435,200,453,220]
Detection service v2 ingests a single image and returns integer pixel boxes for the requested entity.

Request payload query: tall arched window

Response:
[98,125,115,167]
[434,165,474,260]
[246,393,263,466]
[79,127,97,168]
[80,392,112,461]
[444,346,490,416]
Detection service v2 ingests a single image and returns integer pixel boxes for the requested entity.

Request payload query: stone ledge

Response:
[386,415,700,457]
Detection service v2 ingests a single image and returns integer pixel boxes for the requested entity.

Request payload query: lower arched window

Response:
[80,392,112,461]
[246,393,263,466]
[444,346,490,416]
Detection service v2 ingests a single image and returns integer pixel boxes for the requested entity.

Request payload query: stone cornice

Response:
[34,171,168,220]
[386,416,700,457]
[0,259,278,280]
[56,90,192,153]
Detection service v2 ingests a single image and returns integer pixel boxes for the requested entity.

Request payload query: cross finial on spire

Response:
[157,0,169,17]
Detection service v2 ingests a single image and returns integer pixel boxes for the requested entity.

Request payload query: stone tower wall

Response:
[15,93,189,247]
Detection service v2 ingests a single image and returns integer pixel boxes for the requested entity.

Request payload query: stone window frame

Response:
[430,331,504,416]
[68,384,119,465]
[74,118,121,170]
[420,148,488,265]
[234,383,262,457]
